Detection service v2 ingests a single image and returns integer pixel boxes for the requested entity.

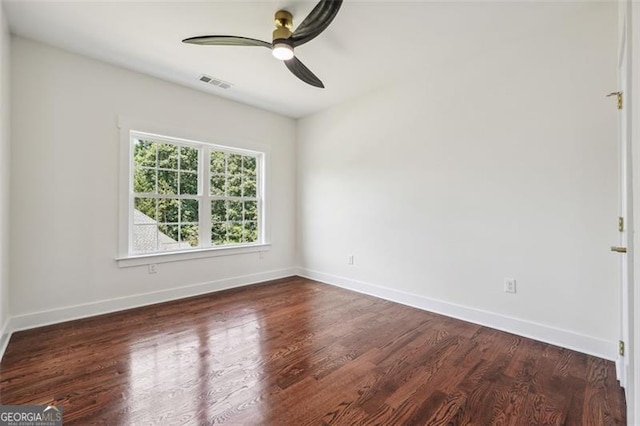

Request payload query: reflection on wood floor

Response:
[0,276,626,425]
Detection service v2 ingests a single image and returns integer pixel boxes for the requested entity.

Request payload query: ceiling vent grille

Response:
[199,74,233,90]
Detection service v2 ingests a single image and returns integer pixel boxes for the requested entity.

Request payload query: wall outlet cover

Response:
[504,278,516,293]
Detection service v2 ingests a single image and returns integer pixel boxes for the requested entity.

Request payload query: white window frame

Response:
[117,117,270,267]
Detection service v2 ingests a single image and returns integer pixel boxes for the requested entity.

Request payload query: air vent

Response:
[199,74,233,90]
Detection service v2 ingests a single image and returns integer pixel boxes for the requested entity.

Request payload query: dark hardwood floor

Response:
[0,276,626,425]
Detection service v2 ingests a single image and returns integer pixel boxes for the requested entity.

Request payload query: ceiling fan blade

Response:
[182,35,271,48]
[291,0,343,47]
[284,56,324,88]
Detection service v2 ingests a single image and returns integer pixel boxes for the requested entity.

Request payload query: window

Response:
[127,131,264,256]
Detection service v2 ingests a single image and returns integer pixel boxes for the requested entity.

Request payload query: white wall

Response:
[10,37,296,324]
[297,3,619,358]
[0,1,10,348]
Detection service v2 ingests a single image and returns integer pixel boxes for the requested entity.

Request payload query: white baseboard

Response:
[0,318,10,362]
[297,267,617,361]
[7,267,296,336]
[2,267,617,364]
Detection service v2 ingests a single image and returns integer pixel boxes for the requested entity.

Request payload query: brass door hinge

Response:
[619,340,625,356]
[618,217,624,232]
[607,91,623,110]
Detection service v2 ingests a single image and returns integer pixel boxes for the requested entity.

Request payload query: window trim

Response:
[116,243,271,268]
[117,117,271,267]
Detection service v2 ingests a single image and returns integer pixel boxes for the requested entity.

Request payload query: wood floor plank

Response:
[0,276,626,425]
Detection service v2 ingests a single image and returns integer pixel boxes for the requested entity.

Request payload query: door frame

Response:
[625,0,639,423]
[617,3,631,390]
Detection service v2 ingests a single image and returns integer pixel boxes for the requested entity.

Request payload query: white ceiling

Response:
[4,0,600,118]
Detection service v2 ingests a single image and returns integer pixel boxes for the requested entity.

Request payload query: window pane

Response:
[180,146,198,171]
[244,201,257,221]
[181,199,199,223]
[228,175,242,197]
[180,171,198,195]
[158,143,178,169]
[243,221,258,243]
[134,140,157,168]
[133,224,158,253]
[133,168,156,194]
[158,198,179,223]
[243,156,256,177]
[180,225,199,248]
[134,198,157,223]
[211,151,226,174]
[242,178,256,198]
[158,224,180,251]
[211,175,225,196]
[227,222,243,243]
[228,201,242,221]
[129,135,264,255]
[211,200,226,222]
[228,154,242,174]
[158,170,178,194]
[211,222,227,245]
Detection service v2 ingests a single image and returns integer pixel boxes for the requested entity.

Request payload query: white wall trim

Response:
[616,357,625,385]
[6,268,296,335]
[297,267,617,361]
[1,268,618,364]
[0,318,11,362]
[117,244,272,268]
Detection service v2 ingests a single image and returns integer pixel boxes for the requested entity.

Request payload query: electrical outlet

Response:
[148,264,157,274]
[504,278,516,293]
[348,255,354,265]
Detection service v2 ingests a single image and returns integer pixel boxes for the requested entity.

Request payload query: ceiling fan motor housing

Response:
[273,10,293,43]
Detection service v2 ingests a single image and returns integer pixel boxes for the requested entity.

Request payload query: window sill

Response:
[116,243,271,268]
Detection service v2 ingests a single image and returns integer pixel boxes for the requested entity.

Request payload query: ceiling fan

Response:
[182,0,343,89]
